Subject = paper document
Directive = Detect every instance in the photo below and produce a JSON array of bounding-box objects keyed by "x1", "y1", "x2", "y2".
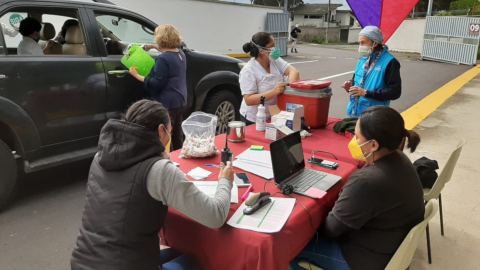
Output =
[
  {"x1": 187, "y1": 167, "x2": 212, "y2": 180},
  {"x1": 236, "y1": 149, "x2": 272, "y2": 166},
  {"x1": 233, "y1": 159, "x2": 274, "y2": 180},
  {"x1": 192, "y1": 181, "x2": 239, "y2": 203},
  {"x1": 227, "y1": 197, "x2": 295, "y2": 233}
]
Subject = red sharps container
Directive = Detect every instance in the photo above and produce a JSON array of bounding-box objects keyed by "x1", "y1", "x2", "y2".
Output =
[{"x1": 277, "y1": 79, "x2": 332, "y2": 128}]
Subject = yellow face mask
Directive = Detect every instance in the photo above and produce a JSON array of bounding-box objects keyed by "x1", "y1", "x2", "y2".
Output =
[
  {"x1": 162, "y1": 126, "x2": 171, "y2": 153},
  {"x1": 348, "y1": 135, "x2": 372, "y2": 161}
]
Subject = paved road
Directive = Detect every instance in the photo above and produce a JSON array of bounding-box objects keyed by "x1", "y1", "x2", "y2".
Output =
[
  {"x1": 253, "y1": 44, "x2": 470, "y2": 118},
  {"x1": 0, "y1": 44, "x2": 472, "y2": 270}
]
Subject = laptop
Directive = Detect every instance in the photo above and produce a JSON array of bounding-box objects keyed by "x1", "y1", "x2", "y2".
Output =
[{"x1": 270, "y1": 131, "x2": 342, "y2": 198}]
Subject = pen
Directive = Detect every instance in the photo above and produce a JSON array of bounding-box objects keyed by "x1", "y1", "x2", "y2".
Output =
[
  {"x1": 241, "y1": 185, "x2": 254, "y2": 201},
  {"x1": 205, "y1": 164, "x2": 225, "y2": 168}
]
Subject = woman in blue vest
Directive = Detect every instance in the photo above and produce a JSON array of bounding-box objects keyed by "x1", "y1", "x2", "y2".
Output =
[{"x1": 343, "y1": 26, "x2": 402, "y2": 117}]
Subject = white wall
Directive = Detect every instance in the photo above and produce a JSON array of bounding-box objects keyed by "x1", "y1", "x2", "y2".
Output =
[
  {"x1": 336, "y1": 11, "x2": 353, "y2": 26},
  {"x1": 294, "y1": 14, "x2": 322, "y2": 27},
  {"x1": 348, "y1": 27, "x2": 361, "y2": 43},
  {"x1": 109, "y1": 0, "x2": 283, "y2": 54},
  {"x1": 386, "y1": 18, "x2": 426, "y2": 53}
]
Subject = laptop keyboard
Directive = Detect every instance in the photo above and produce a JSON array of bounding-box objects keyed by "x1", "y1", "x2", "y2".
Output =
[{"x1": 288, "y1": 169, "x2": 328, "y2": 193}]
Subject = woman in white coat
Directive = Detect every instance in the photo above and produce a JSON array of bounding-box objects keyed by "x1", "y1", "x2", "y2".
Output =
[{"x1": 239, "y1": 32, "x2": 300, "y2": 125}]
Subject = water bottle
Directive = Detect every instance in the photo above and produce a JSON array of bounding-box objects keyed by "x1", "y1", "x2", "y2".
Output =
[{"x1": 256, "y1": 96, "x2": 266, "y2": 132}]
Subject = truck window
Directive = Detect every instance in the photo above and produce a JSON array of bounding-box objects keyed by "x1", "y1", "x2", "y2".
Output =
[
  {"x1": 94, "y1": 13, "x2": 159, "y2": 57},
  {"x1": 0, "y1": 9, "x2": 89, "y2": 56}
]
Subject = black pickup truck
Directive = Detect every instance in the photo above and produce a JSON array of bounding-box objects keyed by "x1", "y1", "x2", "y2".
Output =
[{"x1": 0, "y1": 0, "x2": 244, "y2": 209}]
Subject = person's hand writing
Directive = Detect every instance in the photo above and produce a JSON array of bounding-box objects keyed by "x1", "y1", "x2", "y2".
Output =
[
  {"x1": 342, "y1": 81, "x2": 352, "y2": 92},
  {"x1": 349, "y1": 87, "x2": 367, "y2": 97},
  {"x1": 273, "y1": 83, "x2": 287, "y2": 96},
  {"x1": 219, "y1": 162, "x2": 234, "y2": 182}
]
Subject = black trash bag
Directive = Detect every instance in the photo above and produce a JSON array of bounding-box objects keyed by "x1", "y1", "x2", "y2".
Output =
[{"x1": 413, "y1": 157, "x2": 439, "y2": 189}]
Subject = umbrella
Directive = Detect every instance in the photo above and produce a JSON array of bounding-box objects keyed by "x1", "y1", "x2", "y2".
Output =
[{"x1": 346, "y1": 0, "x2": 420, "y2": 43}]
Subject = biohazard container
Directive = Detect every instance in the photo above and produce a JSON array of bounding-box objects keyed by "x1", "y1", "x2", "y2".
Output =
[{"x1": 277, "y1": 80, "x2": 332, "y2": 128}]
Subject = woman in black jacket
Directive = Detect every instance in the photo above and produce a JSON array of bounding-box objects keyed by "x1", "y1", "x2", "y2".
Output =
[
  {"x1": 130, "y1": 24, "x2": 187, "y2": 151},
  {"x1": 290, "y1": 106, "x2": 424, "y2": 270}
]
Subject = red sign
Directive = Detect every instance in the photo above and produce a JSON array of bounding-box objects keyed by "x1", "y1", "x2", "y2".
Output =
[{"x1": 469, "y1": 23, "x2": 480, "y2": 36}]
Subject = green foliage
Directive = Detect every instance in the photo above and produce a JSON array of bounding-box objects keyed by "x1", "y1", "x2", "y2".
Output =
[
  {"x1": 435, "y1": 11, "x2": 454, "y2": 16},
  {"x1": 450, "y1": 0, "x2": 477, "y2": 10},
  {"x1": 311, "y1": 38, "x2": 324, "y2": 44}
]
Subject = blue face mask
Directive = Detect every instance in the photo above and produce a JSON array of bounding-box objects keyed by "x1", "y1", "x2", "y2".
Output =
[{"x1": 35, "y1": 32, "x2": 41, "y2": 43}]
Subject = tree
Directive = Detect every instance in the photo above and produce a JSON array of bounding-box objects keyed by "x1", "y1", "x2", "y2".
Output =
[{"x1": 253, "y1": 0, "x2": 303, "y2": 8}]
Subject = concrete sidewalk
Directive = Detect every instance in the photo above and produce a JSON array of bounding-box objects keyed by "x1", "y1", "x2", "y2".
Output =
[{"x1": 407, "y1": 73, "x2": 480, "y2": 269}]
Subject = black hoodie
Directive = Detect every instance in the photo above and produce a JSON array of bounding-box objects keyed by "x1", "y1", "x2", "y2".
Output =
[{"x1": 71, "y1": 119, "x2": 168, "y2": 270}]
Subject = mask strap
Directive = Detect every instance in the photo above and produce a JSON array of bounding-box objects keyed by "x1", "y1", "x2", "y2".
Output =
[
  {"x1": 163, "y1": 126, "x2": 171, "y2": 142},
  {"x1": 357, "y1": 139, "x2": 372, "y2": 148}
]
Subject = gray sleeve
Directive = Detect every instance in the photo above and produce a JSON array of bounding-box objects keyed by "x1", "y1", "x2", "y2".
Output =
[{"x1": 146, "y1": 160, "x2": 233, "y2": 228}]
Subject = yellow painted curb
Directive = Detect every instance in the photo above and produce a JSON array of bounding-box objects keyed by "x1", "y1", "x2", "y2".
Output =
[
  {"x1": 226, "y1": 53, "x2": 250, "y2": 58},
  {"x1": 402, "y1": 64, "x2": 480, "y2": 130}
]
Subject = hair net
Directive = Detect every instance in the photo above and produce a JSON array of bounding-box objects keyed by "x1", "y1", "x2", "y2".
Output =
[{"x1": 359, "y1": 26, "x2": 384, "y2": 44}]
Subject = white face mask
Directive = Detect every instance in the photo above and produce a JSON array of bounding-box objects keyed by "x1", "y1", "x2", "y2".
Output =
[{"x1": 358, "y1": 42, "x2": 377, "y2": 57}]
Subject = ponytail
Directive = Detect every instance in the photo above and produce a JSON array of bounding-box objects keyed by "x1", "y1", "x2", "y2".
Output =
[
  {"x1": 242, "y1": 32, "x2": 272, "y2": 58},
  {"x1": 405, "y1": 129, "x2": 421, "y2": 153}
]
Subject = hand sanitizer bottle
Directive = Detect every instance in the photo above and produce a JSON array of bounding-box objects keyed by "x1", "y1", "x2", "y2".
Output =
[{"x1": 256, "y1": 96, "x2": 266, "y2": 132}]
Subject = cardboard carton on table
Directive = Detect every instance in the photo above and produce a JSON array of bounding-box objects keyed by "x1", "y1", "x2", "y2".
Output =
[{"x1": 265, "y1": 105, "x2": 304, "y2": 141}]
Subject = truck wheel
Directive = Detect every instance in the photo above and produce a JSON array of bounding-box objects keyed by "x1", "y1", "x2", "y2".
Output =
[
  {"x1": 203, "y1": 90, "x2": 240, "y2": 135},
  {"x1": 0, "y1": 139, "x2": 17, "y2": 211}
]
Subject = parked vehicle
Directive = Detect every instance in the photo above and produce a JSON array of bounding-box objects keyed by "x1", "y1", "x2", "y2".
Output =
[{"x1": 0, "y1": 0, "x2": 244, "y2": 209}]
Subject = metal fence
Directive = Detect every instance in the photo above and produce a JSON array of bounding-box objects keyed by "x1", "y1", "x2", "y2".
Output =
[
  {"x1": 421, "y1": 16, "x2": 480, "y2": 65},
  {"x1": 266, "y1": 13, "x2": 289, "y2": 56}
]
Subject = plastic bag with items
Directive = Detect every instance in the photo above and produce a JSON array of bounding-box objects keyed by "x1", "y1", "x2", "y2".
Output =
[{"x1": 180, "y1": 112, "x2": 220, "y2": 159}]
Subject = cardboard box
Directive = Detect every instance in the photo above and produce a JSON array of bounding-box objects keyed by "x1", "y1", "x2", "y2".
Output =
[
  {"x1": 265, "y1": 120, "x2": 294, "y2": 141},
  {"x1": 268, "y1": 105, "x2": 304, "y2": 132}
]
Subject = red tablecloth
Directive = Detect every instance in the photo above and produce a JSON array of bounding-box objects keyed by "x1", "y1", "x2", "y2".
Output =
[
  {"x1": 245, "y1": 117, "x2": 362, "y2": 168},
  {"x1": 161, "y1": 134, "x2": 357, "y2": 270}
]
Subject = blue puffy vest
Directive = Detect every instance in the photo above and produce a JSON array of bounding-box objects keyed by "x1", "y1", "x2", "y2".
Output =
[{"x1": 347, "y1": 46, "x2": 395, "y2": 117}]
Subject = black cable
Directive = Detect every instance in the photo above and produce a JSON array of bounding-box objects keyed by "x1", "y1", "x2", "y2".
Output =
[
  {"x1": 286, "y1": 194, "x2": 319, "y2": 270},
  {"x1": 312, "y1": 150, "x2": 338, "y2": 161}
]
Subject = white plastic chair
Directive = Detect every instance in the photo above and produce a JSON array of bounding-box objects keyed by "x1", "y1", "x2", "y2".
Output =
[
  {"x1": 297, "y1": 200, "x2": 439, "y2": 270},
  {"x1": 385, "y1": 200, "x2": 439, "y2": 270},
  {"x1": 423, "y1": 139, "x2": 466, "y2": 264}
]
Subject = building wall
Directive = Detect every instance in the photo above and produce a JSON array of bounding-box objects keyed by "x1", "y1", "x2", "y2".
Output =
[
  {"x1": 294, "y1": 14, "x2": 323, "y2": 27},
  {"x1": 386, "y1": 18, "x2": 426, "y2": 53},
  {"x1": 348, "y1": 27, "x2": 361, "y2": 43},
  {"x1": 109, "y1": 0, "x2": 282, "y2": 55},
  {"x1": 294, "y1": 26, "x2": 341, "y2": 43},
  {"x1": 336, "y1": 11, "x2": 352, "y2": 26}
]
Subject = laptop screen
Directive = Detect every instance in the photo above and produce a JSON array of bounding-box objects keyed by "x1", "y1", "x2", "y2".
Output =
[{"x1": 270, "y1": 131, "x2": 305, "y2": 185}]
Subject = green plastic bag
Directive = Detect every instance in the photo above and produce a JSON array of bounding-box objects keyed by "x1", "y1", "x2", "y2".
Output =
[{"x1": 121, "y1": 43, "x2": 155, "y2": 77}]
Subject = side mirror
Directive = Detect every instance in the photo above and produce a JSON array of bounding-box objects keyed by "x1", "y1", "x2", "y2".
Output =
[{"x1": 181, "y1": 41, "x2": 193, "y2": 51}]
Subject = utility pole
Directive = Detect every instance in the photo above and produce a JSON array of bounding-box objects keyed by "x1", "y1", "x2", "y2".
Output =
[
  {"x1": 427, "y1": 0, "x2": 433, "y2": 16},
  {"x1": 284, "y1": 0, "x2": 288, "y2": 13},
  {"x1": 326, "y1": 0, "x2": 330, "y2": 44}
]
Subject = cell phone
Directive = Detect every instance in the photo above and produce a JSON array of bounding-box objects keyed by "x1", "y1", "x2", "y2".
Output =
[
  {"x1": 307, "y1": 157, "x2": 339, "y2": 170},
  {"x1": 234, "y1": 173, "x2": 251, "y2": 187}
]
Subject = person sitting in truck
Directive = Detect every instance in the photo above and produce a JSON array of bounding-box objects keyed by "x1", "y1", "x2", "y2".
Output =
[
  {"x1": 239, "y1": 31, "x2": 300, "y2": 126},
  {"x1": 18, "y1": 17, "x2": 53, "y2": 56}
]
